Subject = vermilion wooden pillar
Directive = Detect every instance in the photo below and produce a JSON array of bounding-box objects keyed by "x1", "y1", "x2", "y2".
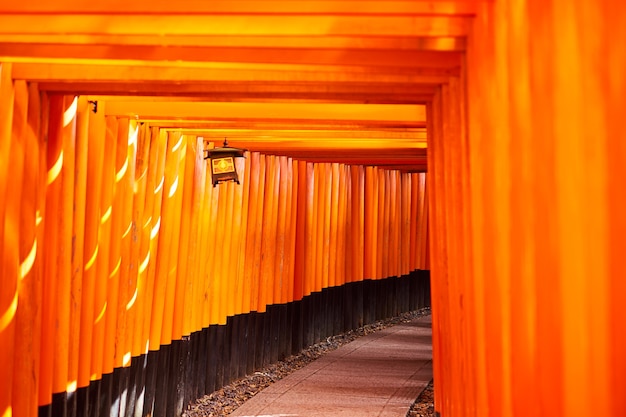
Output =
[
  {"x1": 429, "y1": 1, "x2": 626, "y2": 416},
  {"x1": 1, "y1": 69, "x2": 21, "y2": 417},
  {"x1": 13, "y1": 82, "x2": 43, "y2": 417}
]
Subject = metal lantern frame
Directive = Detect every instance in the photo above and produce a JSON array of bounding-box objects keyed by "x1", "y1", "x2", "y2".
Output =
[{"x1": 204, "y1": 139, "x2": 246, "y2": 187}]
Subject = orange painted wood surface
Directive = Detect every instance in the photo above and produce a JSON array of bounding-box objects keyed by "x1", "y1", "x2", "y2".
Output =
[
  {"x1": 183, "y1": 136, "x2": 207, "y2": 334},
  {"x1": 172, "y1": 134, "x2": 195, "y2": 340},
  {"x1": 274, "y1": 156, "x2": 289, "y2": 304},
  {"x1": 90, "y1": 112, "x2": 116, "y2": 380},
  {"x1": 158, "y1": 132, "x2": 186, "y2": 340},
  {"x1": 67, "y1": 97, "x2": 89, "y2": 393},
  {"x1": 293, "y1": 160, "x2": 307, "y2": 301},
  {"x1": 198, "y1": 145, "x2": 215, "y2": 327},
  {"x1": 219, "y1": 180, "x2": 235, "y2": 319},
  {"x1": 312, "y1": 163, "x2": 323, "y2": 293},
  {"x1": 112, "y1": 117, "x2": 137, "y2": 370},
  {"x1": 4, "y1": 2, "x2": 626, "y2": 417},
  {"x1": 233, "y1": 151, "x2": 249, "y2": 315},
  {"x1": 40, "y1": 95, "x2": 64, "y2": 402},
  {"x1": 0, "y1": 89, "x2": 430, "y2": 414},
  {"x1": 52, "y1": 95, "x2": 76, "y2": 393},
  {"x1": 336, "y1": 165, "x2": 347, "y2": 287},
  {"x1": 363, "y1": 167, "x2": 374, "y2": 280},
  {"x1": 78, "y1": 100, "x2": 105, "y2": 386},
  {"x1": 205, "y1": 150, "x2": 221, "y2": 325},
  {"x1": 350, "y1": 166, "x2": 364, "y2": 283},
  {"x1": 12, "y1": 81, "x2": 43, "y2": 417},
  {"x1": 128, "y1": 123, "x2": 151, "y2": 355},
  {"x1": 102, "y1": 116, "x2": 123, "y2": 372},
  {"x1": 243, "y1": 152, "x2": 261, "y2": 314},
  {"x1": 144, "y1": 128, "x2": 167, "y2": 350},
  {"x1": 3, "y1": 78, "x2": 26, "y2": 417},
  {"x1": 376, "y1": 169, "x2": 386, "y2": 280},
  {"x1": 419, "y1": 2, "x2": 626, "y2": 417},
  {"x1": 121, "y1": 121, "x2": 143, "y2": 361},
  {"x1": 303, "y1": 162, "x2": 315, "y2": 297},
  {"x1": 287, "y1": 159, "x2": 298, "y2": 302},
  {"x1": 259, "y1": 155, "x2": 278, "y2": 311}
]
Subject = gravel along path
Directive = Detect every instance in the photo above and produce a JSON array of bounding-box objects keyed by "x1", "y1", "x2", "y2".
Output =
[
  {"x1": 184, "y1": 308, "x2": 433, "y2": 417},
  {"x1": 407, "y1": 380, "x2": 435, "y2": 417}
]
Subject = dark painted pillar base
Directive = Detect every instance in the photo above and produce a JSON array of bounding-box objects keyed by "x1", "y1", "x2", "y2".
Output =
[
  {"x1": 51, "y1": 392, "x2": 66, "y2": 417},
  {"x1": 205, "y1": 325, "x2": 217, "y2": 395},
  {"x1": 246, "y1": 312, "x2": 258, "y2": 374},
  {"x1": 38, "y1": 403, "x2": 51, "y2": 417},
  {"x1": 75, "y1": 387, "x2": 88, "y2": 417},
  {"x1": 38, "y1": 270, "x2": 431, "y2": 417}
]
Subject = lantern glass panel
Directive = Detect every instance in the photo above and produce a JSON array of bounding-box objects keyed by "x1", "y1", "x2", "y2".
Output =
[{"x1": 212, "y1": 156, "x2": 235, "y2": 175}]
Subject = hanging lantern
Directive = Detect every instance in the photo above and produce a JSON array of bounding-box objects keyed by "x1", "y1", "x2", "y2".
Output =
[{"x1": 204, "y1": 139, "x2": 246, "y2": 187}]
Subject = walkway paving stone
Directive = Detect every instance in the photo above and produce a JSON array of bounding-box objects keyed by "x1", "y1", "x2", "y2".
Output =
[{"x1": 231, "y1": 315, "x2": 432, "y2": 417}]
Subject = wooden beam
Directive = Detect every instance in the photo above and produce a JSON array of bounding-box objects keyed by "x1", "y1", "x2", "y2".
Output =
[
  {"x1": 194, "y1": 127, "x2": 428, "y2": 171},
  {"x1": 36, "y1": 82, "x2": 437, "y2": 104},
  {"x1": 250, "y1": 152, "x2": 426, "y2": 169},
  {"x1": 193, "y1": 138, "x2": 425, "y2": 150},
  {"x1": 52, "y1": 84, "x2": 439, "y2": 97},
  {"x1": 2, "y1": 87, "x2": 442, "y2": 106},
  {"x1": 102, "y1": 101, "x2": 427, "y2": 123},
  {"x1": 378, "y1": 164, "x2": 428, "y2": 173},
  {"x1": 0, "y1": 1, "x2": 478, "y2": 16},
  {"x1": 0, "y1": 35, "x2": 467, "y2": 51},
  {"x1": 0, "y1": 44, "x2": 463, "y2": 69},
  {"x1": 139, "y1": 119, "x2": 428, "y2": 130},
  {"x1": 244, "y1": 150, "x2": 427, "y2": 160},
  {"x1": 196, "y1": 141, "x2": 427, "y2": 153},
  {"x1": 156, "y1": 127, "x2": 426, "y2": 141},
  {"x1": 11, "y1": 62, "x2": 455, "y2": 84},
  {"x1": 0, "y1": 15, "x2": 471, "y2": 38},
  {"x1": 210, "y1": 143, "x2": 425, "y2": 156}
]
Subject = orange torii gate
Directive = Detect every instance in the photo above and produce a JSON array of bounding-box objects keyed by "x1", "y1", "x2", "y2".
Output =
[{"x1": 1, "y1": 1, "x2": 625, "y2": 416}]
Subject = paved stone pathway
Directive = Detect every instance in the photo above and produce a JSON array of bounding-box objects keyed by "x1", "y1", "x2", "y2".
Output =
[{"x1": 230, "y1": 315, "x2": 432, "y2": 417}]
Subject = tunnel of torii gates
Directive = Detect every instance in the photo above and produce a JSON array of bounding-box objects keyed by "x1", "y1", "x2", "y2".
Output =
[{"x1": 0, "y1": 1, "x2": 625, "y2": 417}]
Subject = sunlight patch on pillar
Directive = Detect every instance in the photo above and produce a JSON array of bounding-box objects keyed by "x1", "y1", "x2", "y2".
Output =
[
  {"x1": 84, "y1": 244, "x2": 99, "y2": 272},
  {"x1": 63, "y1": 97, "x2": 77, "y2": 127},
  {"x1": 47, "y1": 150, "x2": 63, "y2": 185},
  {"x1": 0, "y1": 292, "x2": 18, "y2": 332},
  {"x1": 151, "y1": 217, "x2": 161, "y2": 240},
  {"x1": 19, "y1": 238, "x2": 37, "y2": 279}
]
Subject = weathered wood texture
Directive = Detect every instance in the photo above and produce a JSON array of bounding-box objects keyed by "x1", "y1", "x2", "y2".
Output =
[
  {"x1": 427, "y1": 1, "x2": 626, "y2": 416},
  {"x1": 0, "y1": 85, "x2": 429, "y2": 417}
]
